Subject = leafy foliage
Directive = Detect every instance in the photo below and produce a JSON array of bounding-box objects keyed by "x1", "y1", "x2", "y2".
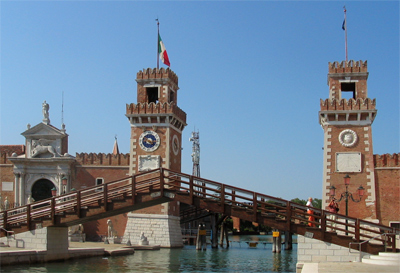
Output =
[{"x1": 291, "y1": 197, "x2": 322, "y2": 209}]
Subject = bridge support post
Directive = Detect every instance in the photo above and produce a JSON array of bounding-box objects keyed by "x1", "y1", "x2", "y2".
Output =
[
  {"x1": 272, "y1": 229, "x2": 282, "y2": 253},
  {"x1": 45, "y1": 227, "x2": 69, "y2": 261},
  {"x1": 284, "y1": 231, "x2": 293, "y2": 250},
  {"x1": 219, "y1": 222, "x2": 224, "y2": 247},
  {"x1": 219, "y1": 222, "x2": 230, "y2": 248},
  {"x1": 211, "y1": 213, "x2": 218, "y2": 248}
]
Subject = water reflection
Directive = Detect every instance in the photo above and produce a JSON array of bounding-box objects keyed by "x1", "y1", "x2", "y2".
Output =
[{"x1": 1, "y1": 235, "x2": 297, "y2": 273}]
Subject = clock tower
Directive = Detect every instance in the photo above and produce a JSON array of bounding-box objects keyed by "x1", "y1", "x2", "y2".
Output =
[
  {"x1": 124, "y1": 68, "x2": 187, "y2": 247},
  {"x1": 319, "y1": 60, "x2": 378, "y2": 221}
]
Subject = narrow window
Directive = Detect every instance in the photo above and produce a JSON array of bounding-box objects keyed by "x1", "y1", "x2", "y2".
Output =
[
  {"x1": 169, "y1": 91, "x2": 175, "y2": 103},
  {"x1": 147, "y1": 87, "x2": 159, "y2": 103},
  {"x1": 95, "y1": 178, "x2": 104, "y2": 192},
  {"x1": 341, "y1": 82, "x2": 356, "y2": 100}
]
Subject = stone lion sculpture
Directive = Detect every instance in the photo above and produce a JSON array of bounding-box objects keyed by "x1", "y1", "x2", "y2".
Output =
[{"x1": 31, "y1": 139, "x2": 58, "y2": 158}]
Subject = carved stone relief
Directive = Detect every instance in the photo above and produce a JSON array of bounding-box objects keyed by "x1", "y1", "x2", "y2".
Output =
[
  {"x1": 138, "y1": 155, "x2": 161, "y2": 172},
  {"x1": 338, "y1": 129, "x2": 358, "y2": 147},
  {"x1": 31, "y1": 139, "x2": 59, "y2": 158}
]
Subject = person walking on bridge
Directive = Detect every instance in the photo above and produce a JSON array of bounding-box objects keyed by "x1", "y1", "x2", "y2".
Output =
[
  {"x1": 306, "y1": 197, "x2": 315, "y2": 227},
  {"x1": 327, "y1": 198, "x2": 339, "y2": 231}
]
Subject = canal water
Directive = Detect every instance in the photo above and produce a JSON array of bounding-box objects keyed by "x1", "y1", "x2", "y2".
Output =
[{"x1": 1, "y1": 235, "x2": 297, "y2": 272}]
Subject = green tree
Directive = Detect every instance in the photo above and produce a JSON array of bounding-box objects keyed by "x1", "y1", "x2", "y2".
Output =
[
  {"x1": 291, "y1": 197, "x2": 321, "y2": 209},
  {"x1": 290, "y1": 198, "x2": 306, "y2": 206},
  {"x1": 313, "y1": 198, "x2": 322, "y2": 209}
]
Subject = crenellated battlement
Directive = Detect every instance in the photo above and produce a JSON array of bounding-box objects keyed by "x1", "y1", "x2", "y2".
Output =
[
  {"x1": 0, "y1": 152, "x2": 13, "y2": 164},
  {"x1": 374, "y1": 153, "x2": 400, "y2": 168},
  {"x1": 75, "y1": 152, "x2": 130, "y2": 166},
  {"x1": 0, "y1": 145, "x2": 26, "y2": 164},
  {"x1": 320, "y1": 97, "x2": 376, "y2": 111},
  {"x1": 126, "y1": 101, "x2": 187, "y2": 123},
  {"x1": 329, "y1": 60, "x2": 368, "y2": 74},
  {"x1": 137, "y1": 68, "x2": 178, "y2": 86}
]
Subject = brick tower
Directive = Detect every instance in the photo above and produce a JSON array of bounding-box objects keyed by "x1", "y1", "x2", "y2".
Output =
[
  {"x1": 319, "y1": 60, "x2": 378, "y2": 221},
  {"x1": 124, "y1": 68, "x2": 187, "y2": 247}
]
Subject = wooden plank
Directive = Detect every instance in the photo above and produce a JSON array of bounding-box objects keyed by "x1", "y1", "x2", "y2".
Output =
[
  {"x1": 26, "y1": 205, "x2": 31, "y2": 230},
  {"x1": 103, "y1": 184, "x2": 108, "y2": 212},
  {"x1": 51, "y1": 198, "x2": 56, "y2": 225},
  {"x1": 76, "y1": 191, "x2": 81, "y2": 218},
  {"x1": 189, "y1": 176, "x2": 194, "y2": 205}
]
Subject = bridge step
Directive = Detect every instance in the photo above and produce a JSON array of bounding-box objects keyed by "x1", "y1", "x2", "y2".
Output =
[{"x1": 362, "y1": 252, "x2": 400, "y2": 266}]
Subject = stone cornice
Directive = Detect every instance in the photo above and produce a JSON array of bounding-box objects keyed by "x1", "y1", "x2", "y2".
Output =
[
  {"x1": 8, "y1": 156, "x2": 76, "y2": 165},
  {"x1": 75, "y1": 165, "x2": 129, "y2": 169}
]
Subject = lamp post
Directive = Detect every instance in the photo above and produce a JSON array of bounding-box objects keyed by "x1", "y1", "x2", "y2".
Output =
[
  {"x1": 329, "y1": 175, "x2": 365, "y2": 233},
  {"x1": 51, "y1": 187, "x2": 57, "y2": 197},
  {"x1": 61, "y1": 176, "x2": 68, "y2": 194}
]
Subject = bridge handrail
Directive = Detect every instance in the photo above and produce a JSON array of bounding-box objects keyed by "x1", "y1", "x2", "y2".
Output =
[
  {"x1": 349, "y1": 232, "x2": 398, "y2": 261},
  {"x1": 0, "y1": 227, "x2": 15, "y2": 246},
  {"x1": 0, "y1": 167, "x2": 397, "y2": 253},
  {"x1": 165, "y1": 169, "x2": 290, "y2": 210},
  {"x1": 163, "y1": 168, "x2": 397, "y2": 247}
]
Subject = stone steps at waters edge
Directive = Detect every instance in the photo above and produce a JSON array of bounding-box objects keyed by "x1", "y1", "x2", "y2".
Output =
[{"x1": 362, "y1": 252, "x2": 400, "y2": 266}]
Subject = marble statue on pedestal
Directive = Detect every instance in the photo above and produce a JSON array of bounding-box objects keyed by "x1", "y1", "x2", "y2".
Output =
[{"x1": 139, "y1": 232, "x2": 149, "y2": 245}]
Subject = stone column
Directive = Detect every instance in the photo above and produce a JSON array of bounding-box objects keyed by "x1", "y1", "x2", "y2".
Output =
[
  {"x1": 57, "y1": 174, "x2": 62, "y2": 196},
  {"x1": 14, "y1": 172, "x2": 20, "y2": 206},
  {"x1": 20, "y1": 172, "x2": 25, "y2": 206}
]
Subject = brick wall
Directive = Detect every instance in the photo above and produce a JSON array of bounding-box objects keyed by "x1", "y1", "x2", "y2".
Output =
[
  {"x1": 323, "y1": 124, "x2": 377, "y2": 220},
  {"x1": 83, "y1": 214, "x2": 128, "y2": 241},
  {"x1": 374, "y1": 153, "x2": 400, "y2": 226}
]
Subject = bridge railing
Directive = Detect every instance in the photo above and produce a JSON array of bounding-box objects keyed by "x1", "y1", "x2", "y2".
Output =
[
  {"x1": 161, "y1": 168, "x2": 397, "y2": 251},
  {"x1": 0, "y1": 167, "x2": 397, "y2": 252}
]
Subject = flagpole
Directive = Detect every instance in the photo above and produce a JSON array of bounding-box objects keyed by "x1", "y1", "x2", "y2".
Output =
[
  {"x1": 156, "y1": 19, "x2": 160, "y2": 69},
  {"x1": 344, "y1": 6, "x2": 348, "y2": 62}
]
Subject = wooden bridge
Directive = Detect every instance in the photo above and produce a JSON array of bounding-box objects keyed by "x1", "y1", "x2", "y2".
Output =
[{"x1": 0, "y1": 168, "x2": 397, "y2": 254}]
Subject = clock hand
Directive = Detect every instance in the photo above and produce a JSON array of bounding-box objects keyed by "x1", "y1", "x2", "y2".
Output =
[{"x1": 144, "y1": 137, "x2": 155, "y2": 144}]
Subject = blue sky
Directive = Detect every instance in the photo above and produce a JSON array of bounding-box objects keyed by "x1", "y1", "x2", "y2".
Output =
[{"x1": 1, "y1": 1, "x2": 398, "y2": 200}]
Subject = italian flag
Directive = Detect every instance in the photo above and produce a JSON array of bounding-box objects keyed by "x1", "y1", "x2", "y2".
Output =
[{"x1": 158, "y1": 34, "x2": 170, "y2": 67}]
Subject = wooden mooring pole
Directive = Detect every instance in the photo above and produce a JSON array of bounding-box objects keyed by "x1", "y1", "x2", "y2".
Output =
[
  {"x1": 196, "y1": 223, "x2": 207, "y2": 250},
  {"x1": 272, "y1": 229, "x2": 281, "y2": 253},
  {"x1": 211, "y1": 213, "x2": 218, "y2": 248},
  {"x1": 284, "y1": 231, "x2": 293, "y2": 250}
]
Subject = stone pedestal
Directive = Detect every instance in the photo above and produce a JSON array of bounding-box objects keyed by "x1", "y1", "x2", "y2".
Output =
[
  {"x1": 123, "y1": 213, "x2": 183, "y2": 248},
  {"x1": 46, "y1": 227, "x2": 69, "y2": 261},
  {"x1": 69, "y1": 233, "x2": 85, "y2": 242}
]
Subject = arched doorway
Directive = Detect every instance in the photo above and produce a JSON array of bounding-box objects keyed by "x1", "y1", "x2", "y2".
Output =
[{"x1": 31, "y1": 179, "x2": 54, "y2": 201}]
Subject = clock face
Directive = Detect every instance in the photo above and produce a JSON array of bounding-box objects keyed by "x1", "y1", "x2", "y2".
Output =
[
  {"x1": 172, "y1": 135, "x2": 179, "y2": 155},
  {"x1": 139, "y1": 131, "x2": 160, "y2": 152}
]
